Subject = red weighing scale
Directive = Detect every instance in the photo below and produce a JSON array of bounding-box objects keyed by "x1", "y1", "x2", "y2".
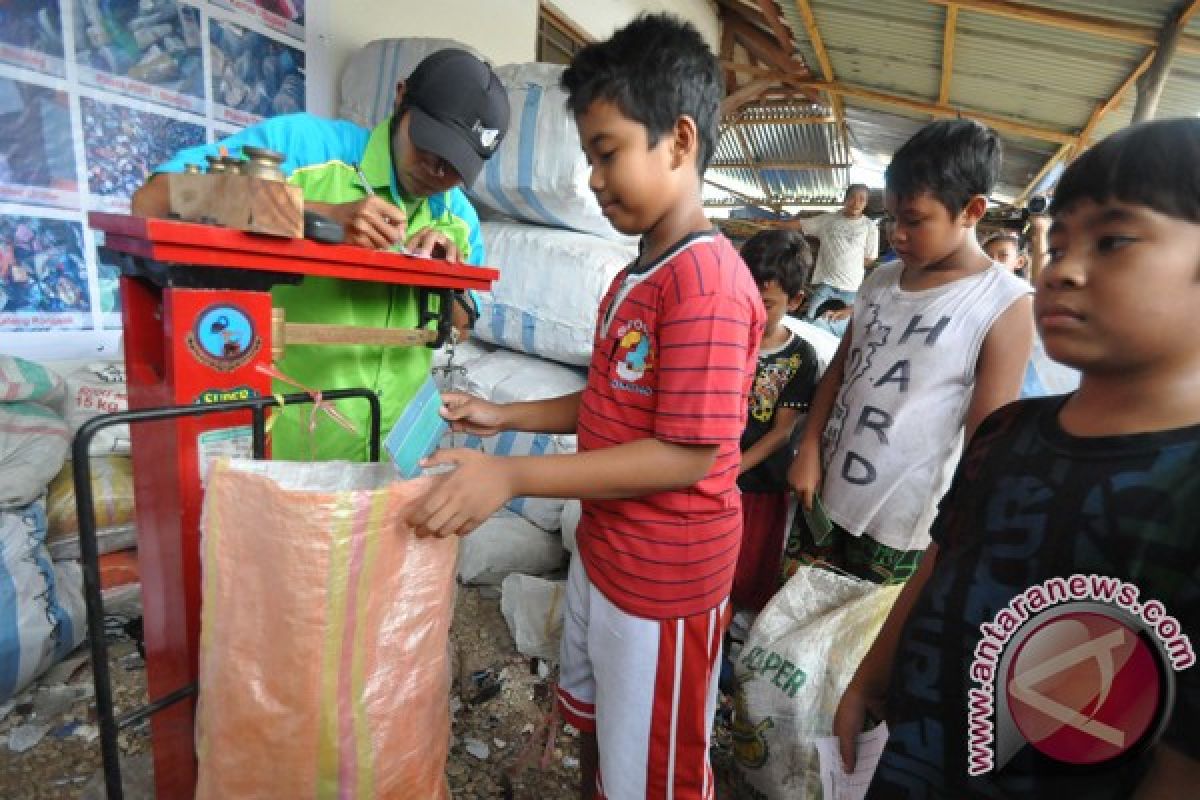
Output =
[{"x1": 84, "y1": 212, "x2": 497, "y2": 799}]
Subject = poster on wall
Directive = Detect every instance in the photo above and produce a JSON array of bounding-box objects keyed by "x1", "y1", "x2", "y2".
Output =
[
  {"x1": 210, "y1": 17, "x2": 304, "y2": 126},
  {"x1": 0, "y1": 0, "x2": 67, "y2": 78},
  {"x1": 0, "y1": 77, "x2": 79, "y2": 208},
  {"x1": 211, "y1": 0, "x2": 304, "y2": 42},
  {"x1": 0, "y1": 0, "x2": 308, "y2": 360},
  {"x1": 0, "y1": 215, "x2": 90, "y2": 331}
]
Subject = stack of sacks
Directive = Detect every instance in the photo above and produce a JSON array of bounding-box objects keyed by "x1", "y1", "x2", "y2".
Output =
[{"x1": 0, "y1": 356, "x2": 86, "y2": 701}]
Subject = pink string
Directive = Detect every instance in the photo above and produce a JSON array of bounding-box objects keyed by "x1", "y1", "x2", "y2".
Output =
[{"x1": 255, "y1": 363, "x2": 360, "y2": 441}]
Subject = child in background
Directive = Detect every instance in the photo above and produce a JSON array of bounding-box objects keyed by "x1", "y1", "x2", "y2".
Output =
[
  {"x1": 732, "y1": 230, "x2": 819, "y2": 612},
  {"x1": 982, "y1": 229, "x2": 1029, "y2": 277},
  {"x1": 786, "y1": 119, "x2": 1034, "y2": 585},
  {"x1": 406, "y1": 15, "x2": 765, "y2": 799},
  {"x1": 835, "y1": 116, "x2": 1200, "y2": 799}
]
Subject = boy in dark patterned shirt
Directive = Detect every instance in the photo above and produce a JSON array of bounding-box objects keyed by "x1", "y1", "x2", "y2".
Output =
[{"x1": 835, "y1": 118, "x2": 1200, "y2": 798}]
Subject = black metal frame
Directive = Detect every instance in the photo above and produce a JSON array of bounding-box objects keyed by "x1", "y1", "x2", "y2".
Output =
[{"x1": 73, "y1": 389, "x2": 381, "y2": 799}]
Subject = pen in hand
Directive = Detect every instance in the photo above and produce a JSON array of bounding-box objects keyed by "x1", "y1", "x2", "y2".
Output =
[{"x1": 354, "y1": 162, "x2": 408, "y2": 253}]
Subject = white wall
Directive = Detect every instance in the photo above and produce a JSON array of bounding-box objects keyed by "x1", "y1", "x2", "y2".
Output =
[{"x1": 312, "y1": 0, "x2": 718, "y2": 113}]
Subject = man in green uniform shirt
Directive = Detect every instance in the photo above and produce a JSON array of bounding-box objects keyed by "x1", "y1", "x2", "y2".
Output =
[{"x1": 132, "y1": 49, "x2": 509, "y2": 460}]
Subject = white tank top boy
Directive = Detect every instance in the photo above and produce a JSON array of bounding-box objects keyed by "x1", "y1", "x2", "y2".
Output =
[{"x1": 820, "y1": 260, "x2": 1031, "y2": 551}]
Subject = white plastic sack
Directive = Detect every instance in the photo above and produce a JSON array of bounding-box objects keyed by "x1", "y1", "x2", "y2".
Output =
[
  {"x1": 500, "y1": 573, "x2": 565, "y2": 662},
  {"x1": 476, "y1": 220, "x2": 636, "y2": 365},
  {"x1": 64, "y1": 362, "x2": 129, "y2": 455},
  {"x1": 457, "y1": 510, "x2": 565, "y2": 586},
  {"x1": 463, "y1": 347, "x2": 587, "y2": 404},
  {"x1": 781, "y1": 316, "x2": 840, "y2": 372},
  {"x1": 452, "y1": 347, "x2": 585, "y2": 529},
  {"x1": 1, "y1": 501, "x2": 87, "y2": 702},
  {"x1": 0, "y1": 354, "x2": 63, "y2": 405},
  {"x1": 730, "y1": 567, "x2": 901, "y2": 799},
  {"x1": 456, "y1": 430, "x2": 575, "y2": 531},
  {"x1": 0, "y1": 402, "x2": 69, "y2": 509},
  {"x1": 468, "y1": 63, "x2": 634, "y2": 243},
  {"x1": 338, "y1": 37, "x2": 486, "y2": 127},
  {"x1": 559, "y1": 499, "x2": 581, "y2": 555}
]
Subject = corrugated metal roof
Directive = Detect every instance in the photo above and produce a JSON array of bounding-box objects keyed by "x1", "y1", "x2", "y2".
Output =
[{"x1": 712, "y1": 0, "x2": 1200, "y2": 214}]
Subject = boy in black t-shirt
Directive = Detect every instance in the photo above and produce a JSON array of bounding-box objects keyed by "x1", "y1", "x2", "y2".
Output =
[
  {"x1": 732, "y1": 230, "x2": 819, "y2": 612},
  {"x1": 834, "y1": 118, "x2": 1200, "y2": 798}
]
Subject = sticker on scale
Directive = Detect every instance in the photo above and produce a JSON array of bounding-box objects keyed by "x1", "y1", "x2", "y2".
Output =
[
  {"x1": 186, "y1": 305, "x2": 262, "y2": 372},
  {"x1": 197, "y1": 426, "x2": 254, "y2": 485}
]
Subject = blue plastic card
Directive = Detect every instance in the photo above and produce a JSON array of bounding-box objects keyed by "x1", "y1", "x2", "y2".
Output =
[{"x1": 384, "y1": 376, "x2": 448, "y2": 478}]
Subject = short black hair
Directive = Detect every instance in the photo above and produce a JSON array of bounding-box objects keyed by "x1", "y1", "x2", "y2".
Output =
[
  {"x1": 1051, "y1": 118, "x2": 1200, "y2": 223},
  {"x1": 982, "y1": 230, "x2": 1022, "y2": 250},
  {"x1": 845, "y1": 183, "x2": 870, "y2": 199},
  {"x1": 885, "y1": 119, "x2": 1001, "y2": 214},
  {"x1": 560, "y1": 14, "x2": 722, "y2": 173},
  {"x1": 740, "y1": 229, "x2": 812, "y2": 296}
]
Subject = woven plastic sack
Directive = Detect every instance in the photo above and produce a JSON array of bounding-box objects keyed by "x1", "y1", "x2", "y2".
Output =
[
  {"x1": 0, "y1": 354, "x2": 63, "y2": 405},
  {"x1": 338, "y1": 37, "x2": 485, "y2": 127},
  {"x1": 196, "y1": 459, "x2": 459, "y2": 800},
  {"x1": 0, "y1": 402, "x2": 69, "y2": 509},
  {"x1": 475, "y1": 220, "x2": 636, "y2": 366},
  {"x1": 45, "y1": 456, "x2": 137, "y2": 560},
  {"x1": 468, "y1": 62, "x2": 635, "y2": 243},
  {"x1": 730, "y1": 567, "x2": 901, "y2": 799}
]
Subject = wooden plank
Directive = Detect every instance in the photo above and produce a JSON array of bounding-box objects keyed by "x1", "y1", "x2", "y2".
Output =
[
  {"x1": 1014, "y1": 143, "x2": 1073, "y2": 206},
  {"x1": 792, "y1": 0, "x2": 849, "y2": 154},
  {"x1": 721, "y1": 78, "x2": 775, "y2": 116},
  {"x1": 756, "y1": 0, "x2": 795, "y2": 55},
  {"x1": 703, "y1": 176, "x2": 773, "y2": 210},
  {"x1": 165, "y1": 173, "x2": 303, "y2": 238},
  {"x1": 926, "y1": 0, "x2": 1200, "y2": 55},
  {"x1": 938, "y1": 4, "x2": 958, "y2": 105},
  {"x1": 788, "y1": 79, "x2": 1077, "y2": 145}
]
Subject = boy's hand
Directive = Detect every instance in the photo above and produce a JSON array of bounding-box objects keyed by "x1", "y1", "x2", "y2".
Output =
[
  {"x1": 832, "y1": 675, "x2": 887, "y2": 772},
  {"x1": 440, "y1": 391, "x2": 508, "y2": 436},
  {"x1": 788, "y1": 440, "x2": 823, "y2": 510},
  {"x1": 406, "y1": 449, "x2": 515, "y2": 538}
]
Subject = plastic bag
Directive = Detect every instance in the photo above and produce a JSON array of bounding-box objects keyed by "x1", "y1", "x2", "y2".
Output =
[
  {"x1": 731, "y1": 566, "x2": 901, "y2": 799},
  {"x1": 63, "y1": 362, "x2": 129, "y2": 455},
  {"x1": 500, "y1": 573, "x2": 565, "y2": 662},
  {"x1": 1, "y1": 500, "x2": 86, "y2": 702},
  {"x1": 196, "y1": 459, "x2": 459, "y2": 800},
  {"x1": 457, "y1": 509, "x2": 566, "y2": 586},
  {"x1": 44, "y1": 457, "x2": 137, "y2": 560}
]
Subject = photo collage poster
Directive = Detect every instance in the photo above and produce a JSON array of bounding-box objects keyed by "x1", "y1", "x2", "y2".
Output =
[{"x1": 0, "y1": 0, "x2": 306, "y2": 360}]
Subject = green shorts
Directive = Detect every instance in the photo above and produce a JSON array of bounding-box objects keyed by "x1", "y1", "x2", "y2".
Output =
[{"x1": 781, "y1": 510, "x2": 925, "y2": 586}]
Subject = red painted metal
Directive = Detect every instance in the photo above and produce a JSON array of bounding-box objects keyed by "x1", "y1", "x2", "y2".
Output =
[{"x1": 105, "y1": 212, "x2": 496, "y2": 798}]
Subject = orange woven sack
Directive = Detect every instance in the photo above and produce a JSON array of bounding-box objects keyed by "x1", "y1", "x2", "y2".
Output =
[{"x1": 196, "y1": 459, "x2": 458, "y2": 799}]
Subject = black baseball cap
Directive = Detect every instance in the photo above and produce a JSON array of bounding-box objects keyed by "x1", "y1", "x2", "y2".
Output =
[{"x1": 404, "y1": 49, "x2": 510, "y2": 186}]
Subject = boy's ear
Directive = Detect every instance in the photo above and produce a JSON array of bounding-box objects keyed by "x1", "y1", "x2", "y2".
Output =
[
  {"x1": 960, "y1": 194, "x2": 988, "y2": 227},
  {"x1": 670, "y1": 115, "x2": 700, "y2": 169},
  {"x1": 393, "y1": 81, "x2": 407, "y2": 110},
  {"x1": 787, "y1": 293, "x2": 804, "y2": 313}
]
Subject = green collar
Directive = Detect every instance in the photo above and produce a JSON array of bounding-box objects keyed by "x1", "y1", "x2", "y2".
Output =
[{"x1": 361, "y1": 116, "x2": 401, "y2": 199}]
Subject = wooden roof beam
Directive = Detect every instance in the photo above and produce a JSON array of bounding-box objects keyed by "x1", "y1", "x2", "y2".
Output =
[
  {"x1": 789, "y1": 78, "x2": 1078, "y2": 145},
  {"x1": 793, "y1": 0, "x2": 850, "y2": 155},
  {"x1": 711, "y1": 160, "x2": 854, "y2": 169},
  {"x1": 1015, "y1": 143, "x2": 1073, "y2": 206},
  {"x1": 926, "y1": 0, "x2": 1200, "y2": 56},
  {"x1": 703, "y1": 176, "x2": 773, "y2": 211},
  {"x1": 756, "y1": 0, "x2": 796, "y2": 55},
  {"x1": 938, "y1": 4, "x2": 958, "y2": 105},
  {"x1": 721, "y1": 78, "x2": 775, "y2": 116},
  {"x1": 732, "y1": 127, "x2": 777, "y2": 201},
  {"x1": 1132, "y1": 0, "x2": 1200, "y2": 123}
]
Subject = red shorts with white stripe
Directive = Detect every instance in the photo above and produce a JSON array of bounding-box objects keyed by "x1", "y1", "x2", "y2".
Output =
[{"x1": 556, "y1": 553, "x2": 728, "y2": 800}]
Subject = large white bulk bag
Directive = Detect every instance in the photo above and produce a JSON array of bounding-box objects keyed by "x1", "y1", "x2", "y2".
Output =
[
  {"x1": 457, "y1": 510, "x2": 565, "y2": 586},
  {"x1": 1, "y1": 501, "x2": 86, "y2": 702},
  {"x1": 64, "y1": 362, "x2": 129, "y2": 455},
  {"x1": 338, "y1": 37, "x2": 486, "y2": 127},
  {"x1": 468, "y1": 63, "x2": 633, "y2": 243},
  {"x1": 0, "y1": 402, "x2": 69, "y2": 509},
  {"x1": 476, "y1": 220, "x2": 635, "y2": 366}
]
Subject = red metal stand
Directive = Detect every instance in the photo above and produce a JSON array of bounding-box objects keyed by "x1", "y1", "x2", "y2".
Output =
[{"x1": 87, "y1": 212, "x2": 497, "y2": 799}]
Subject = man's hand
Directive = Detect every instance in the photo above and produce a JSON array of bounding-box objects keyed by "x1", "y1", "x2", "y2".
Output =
[
  {"x1": 320, "y1": 197, "x2": 407, "y2": 250},
  {"x1": 440, "y1": 391, "x2": 509, "y2": 437},
  {"x1": 832, "y1": 674, "x2": 888, "y2": 772},
  {"x1": 406, "y1": 227, "x2": 461, "y2": 261},
  {"x1": 406, "y1": 449, "x2": 514, "y2": 538},
  {"x1": 788, "y1": 440, "x2": 823, "y2": 511}
]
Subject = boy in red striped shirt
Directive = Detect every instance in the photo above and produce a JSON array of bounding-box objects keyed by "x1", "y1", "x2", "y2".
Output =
[{"x1": 407, "y1": 14, "x2": 765, "y2": 799}]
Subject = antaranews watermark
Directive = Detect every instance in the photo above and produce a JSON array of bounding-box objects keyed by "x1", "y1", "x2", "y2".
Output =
[{"x1": 966, "y1": 574, "x2": 1194, "y2": 776}]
